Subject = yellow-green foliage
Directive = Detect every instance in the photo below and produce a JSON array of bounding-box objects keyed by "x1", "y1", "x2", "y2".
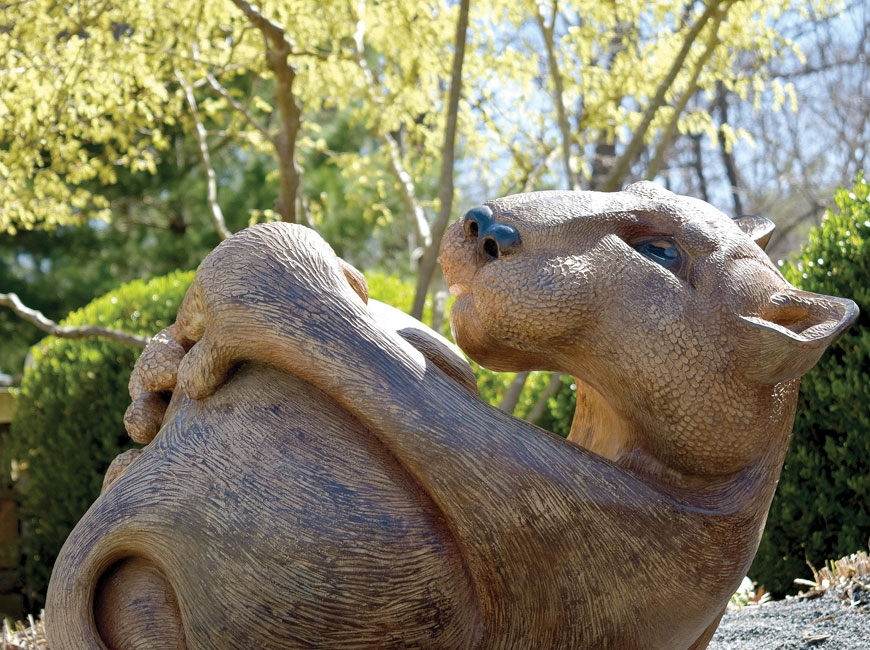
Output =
[
  {"x1": 750, "y1": 176, "x2": 870, "y2": 597},
  {"x1": 7, "y1": 271, "x2": 194, "y2": 605},
  {"x1": 366, "y1": 272, "x2": 447, "y2": 332},
  {"x1": 1, "y1": 0, "x2": 832, "y2": 232}
]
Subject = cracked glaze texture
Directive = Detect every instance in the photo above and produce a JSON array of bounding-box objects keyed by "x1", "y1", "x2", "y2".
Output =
[{"x1": 46, "y1": 182, "x2": 857, "y2": 650}]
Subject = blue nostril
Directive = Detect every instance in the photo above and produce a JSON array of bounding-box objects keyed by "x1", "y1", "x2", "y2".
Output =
[
  {"x1": 464, "y1": 206, "x2": 493, "y2": 239},
  {"x1": 477, "y1": 223, "x2": 522, "y2": 260},
  {"x1": 463, "y1": 205, "x2": 521, "y2": 261}
]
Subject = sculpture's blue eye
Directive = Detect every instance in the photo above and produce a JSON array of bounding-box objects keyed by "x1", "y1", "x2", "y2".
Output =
[{"x1": 636, "y1": 239, "x2": 682, "y2": 272}]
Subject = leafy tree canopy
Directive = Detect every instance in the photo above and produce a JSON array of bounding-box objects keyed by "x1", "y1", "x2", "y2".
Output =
[{"x1": 1, "y1": 0, "x2": 834, "y2": 236}]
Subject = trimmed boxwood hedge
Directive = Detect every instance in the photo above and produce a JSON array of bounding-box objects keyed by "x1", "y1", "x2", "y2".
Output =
[
  {"x1": 7, "y1": 270, "x2": 194, "y2": 605},
  {"x1": 750, "y1": 176, "x2": 870, "y2": 597}
]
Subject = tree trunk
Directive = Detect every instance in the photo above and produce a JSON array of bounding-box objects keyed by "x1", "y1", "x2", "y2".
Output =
[
  {"x1": 527, "y1": 373, "x2": 565, "y2": 424},
  {"x1": 715, "y1": 83, "x2": 744, "y2": 216},
  {"x1": 691, "y1": 134, "x2": 710, "y2": 202},
  {"x1": 231, "y1": 0, "x2": 303, "y2": 223},
  {"x1": 498, "y1": 372, "x2": 529, "y2": 414},
  {"x1": 411, "y1": 0, "x2": 470, "y2": 321},
  {"x1": 535, "y1": 0, "x2": 578, "y2": 191}
]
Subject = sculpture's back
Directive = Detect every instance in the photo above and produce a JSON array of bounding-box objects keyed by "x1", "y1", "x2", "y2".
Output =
[{"x1": 45, "y1": 183, "x2": 857, "y2": 650}]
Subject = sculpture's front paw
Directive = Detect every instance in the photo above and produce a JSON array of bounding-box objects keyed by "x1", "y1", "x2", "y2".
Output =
[
  {"x1": 123, "y1": 278, "x2": 207, "y2": 443},
  {"x1": 123, "y1": 322, "x2": 195, "y2": 444},
  {"x1": 124, "y1": 223, "x2": 373, "y2": 445}
]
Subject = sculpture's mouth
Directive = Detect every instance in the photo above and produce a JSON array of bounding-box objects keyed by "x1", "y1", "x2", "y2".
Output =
[
  {"x1": 448, "y1": 283, "x2": 471, "y2": 298},
  {"x1": 439, "y1": 219, "x2": 478, "y2": 297}
]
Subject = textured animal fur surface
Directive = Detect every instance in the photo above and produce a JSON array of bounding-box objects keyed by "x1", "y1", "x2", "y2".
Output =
[{"x1": 46, "y1": 183, "x2": 857, "y2": 650}]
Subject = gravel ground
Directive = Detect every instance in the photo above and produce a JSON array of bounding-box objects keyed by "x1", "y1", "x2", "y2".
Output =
[{"x1": 710, "y1": 575, "x2": 870, "y2": 650}]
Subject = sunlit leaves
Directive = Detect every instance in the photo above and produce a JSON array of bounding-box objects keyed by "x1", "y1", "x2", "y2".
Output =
[
  {"x1": 0, "y1": 0, "x2": 462, "y2": 239},
  {"x1": 0, "y1": 0, "x2": 279, "y2": 232},
  {"x1": 464, "y1": 0, "x2": 838, "y2": 193},
  {"x1": 0, "y1": 0, "x2": 841, "y2": 234}
]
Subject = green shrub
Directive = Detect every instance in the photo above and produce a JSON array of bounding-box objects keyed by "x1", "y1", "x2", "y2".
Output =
[
  {"x1": 750, "y1": 175, "x2": 870, "y2": 597},
  {"x1": 7, "y1": 270, "x2": 194, "y2": 606}
]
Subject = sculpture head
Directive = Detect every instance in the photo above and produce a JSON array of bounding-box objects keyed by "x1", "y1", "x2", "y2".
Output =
[{"x1": 440, "y1": 182, "x2": 856, "y2": 477}]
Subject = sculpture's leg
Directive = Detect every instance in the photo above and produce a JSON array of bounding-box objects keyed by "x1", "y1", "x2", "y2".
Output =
[
  {"x1": 686, "y1": 609, "x2": 725, "y2": 650},
  {"x1": 94, "y1": 557, "x2": 186, "y2": 650}
]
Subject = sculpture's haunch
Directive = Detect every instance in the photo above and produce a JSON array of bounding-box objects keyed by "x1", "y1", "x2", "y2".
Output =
[{"x1": 46, "y1": 182, "x2": 858, "y2": 650}]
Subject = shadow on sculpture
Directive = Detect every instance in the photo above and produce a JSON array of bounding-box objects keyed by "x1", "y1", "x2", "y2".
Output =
[{"x1": 45, "y1": 182, "x2": 857, "y2": 649}]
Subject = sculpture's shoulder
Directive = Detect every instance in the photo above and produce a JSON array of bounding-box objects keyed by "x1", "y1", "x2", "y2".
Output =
[{"x1": 122, "y1": 225, "x2": 478, "y2": 450}]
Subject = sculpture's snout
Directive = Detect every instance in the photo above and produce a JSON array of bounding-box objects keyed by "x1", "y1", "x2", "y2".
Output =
[{"x1": 463, "y1": 206, "x2": 522, "y2": 262}]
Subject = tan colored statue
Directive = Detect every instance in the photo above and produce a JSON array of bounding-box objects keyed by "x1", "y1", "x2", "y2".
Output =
[{"x1": 45, "y1": 182, "x2": 857, "y2": 650}]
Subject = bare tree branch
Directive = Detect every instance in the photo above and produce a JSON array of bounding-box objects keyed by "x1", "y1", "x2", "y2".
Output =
[
  {"x1": 519, "y1": 148, "x2": 560, "y2": 193},
  {"x1": 383, "y1": 129, "x2": 433, "y2": 253},
  {"x1": 1, "y1": 293, "x2": 149, "y2": 349},
  {"x1": 535, "y1": 0, "x2": 578, "y2": 190},
  {"x1": 204, "y1": 72, "x2": 274, "y2": 144},
  {"x1": 499, "y1": 372, "x2": 529, "y2": 414},
  {"x1": 176, "y1": 70, "x2": 234, "y2": 241},
  {"x1": 429, "y1": 286, "x2": 449, "y2": 335},
  {"x1": 470, "y1": 97, "x2": 558, "y2": 194},
  {"x1": 646, "y1": 5, "x2": 727, "y2": 181},
  {"x1": 349, "y1": 0, "x2": 431, "y2": 255},
  {"x1": 600, "y1": 0, "x2": 732, "y2": 191},
  {"x1": 689, "y1": 134, "x2": 710, "y2": 203},
  {"x1": 527, "y1": 372, "x2": 565, "y2": 423},
  {"x1": 773, "y1": 52, "x2": 869, "y2": 81},
  {"x1": 715, "y1": 84, "x2": 743, "y2": 215},
  {"x1": 230, "y1": 0, "x2": 302, "y2": 223}
]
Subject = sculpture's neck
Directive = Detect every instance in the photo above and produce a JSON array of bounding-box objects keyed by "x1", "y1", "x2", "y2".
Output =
[
  {"x1": 567, "y1": 380, "x2": 632, "y2": 461},
  {"x1": 567, "y1": 376, "x2": 800, "y2": 513}
]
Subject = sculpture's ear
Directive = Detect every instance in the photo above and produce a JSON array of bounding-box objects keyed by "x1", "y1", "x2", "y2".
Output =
[
  {"x1": 733, "y1": 215, "x2": 776, "y2": 251},
  {"x1": 740, "y1": 290, "x2": 858, "y2": 384}
]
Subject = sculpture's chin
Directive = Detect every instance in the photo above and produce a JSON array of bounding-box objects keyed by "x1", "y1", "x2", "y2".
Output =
[
  {"x1": 450, "y1": 296, "x2": 531, "y2": 374},
  {"x1": 449, "y1": 295, "x2": 491, "y2": 367},
  {"x1": 448, "y1": 282, "x2": 470, "y2": 298},
  {"x1": 448, "y1": 295, "x2": 473, "y2": 346}
]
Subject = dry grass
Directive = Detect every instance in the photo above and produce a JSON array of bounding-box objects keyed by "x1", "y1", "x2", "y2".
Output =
[
  {"x1": 795, "y1": 550, "x2": 870, "y2": 598},
  {"x1": 1, "y1": 615, "x2": 46, "y2": 650}
]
